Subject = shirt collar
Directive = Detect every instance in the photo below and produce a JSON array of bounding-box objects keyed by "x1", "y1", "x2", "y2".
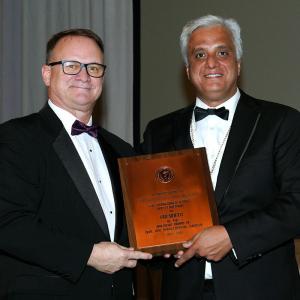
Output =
[
  {"x1": 195, "y1": 88, "x2": 240, "y2": 123},
  {"x1": 48, "y1": 99, "x2": 93, "y2": 135}
]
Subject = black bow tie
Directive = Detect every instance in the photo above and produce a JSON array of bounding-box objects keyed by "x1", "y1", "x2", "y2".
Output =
[
  {"x1": 194, "y1": 106, "x2": 229, "y2": 121},
  {"x1": 71, "y1": 120, "x2": 98, "y2": 138}
]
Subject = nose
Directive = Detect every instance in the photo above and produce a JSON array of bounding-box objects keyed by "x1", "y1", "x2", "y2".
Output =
[
  {"x1": 206, "y1": 54, "x2": 219, "y2": 69},
  {"x1": 75, "y1": 65, "x2": 90, "y2": 81}
]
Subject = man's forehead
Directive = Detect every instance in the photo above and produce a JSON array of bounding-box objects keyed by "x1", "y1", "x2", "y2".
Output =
[
  {"x1": 190, "y1": 26, "x2": 232, "y2": 40},
  {"x1": 50, "y1": 36, "x2": 103, "y2": 59},
  {"x1": 188, "y1": 26, "x2": 235, "y2": 49}
]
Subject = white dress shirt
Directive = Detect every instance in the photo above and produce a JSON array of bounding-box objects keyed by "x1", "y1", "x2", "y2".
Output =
[
  {"x1": 48, "y1": 100, "x2": 116, "y2": 241},
  {"x1": 190, "y1": 89, "x2": 240, "y2": 279}
]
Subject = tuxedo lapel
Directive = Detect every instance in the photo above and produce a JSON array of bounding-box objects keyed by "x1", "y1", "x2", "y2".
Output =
[
  {"x1": 53, "y1": 130, "x2": 110, "y2": 238},
  {"x1": 215, "y1": 94, "x2": 261, "y2": 206},
  {"x1": 39, "y1": 105, "x2": 110, "y2": 239},
  {"x1": 173, "y1": 105, "x2": 194, "y2": 150},
  {"x1": 53, "y1": 129, "x2": 109, "y2": 237}
]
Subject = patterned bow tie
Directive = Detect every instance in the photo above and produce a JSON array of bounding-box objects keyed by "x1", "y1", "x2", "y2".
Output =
[
  {"x1": 71, "y1": 120, "x2": 98, "y2": 138},
  {"x1": 194, "y1": 106, "x2": 229, "y2": 121}
]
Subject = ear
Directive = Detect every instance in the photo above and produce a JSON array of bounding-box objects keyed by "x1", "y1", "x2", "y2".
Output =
[
  {"x1": 185, "y1": 65, "x2": 190, "y2": 80},
  {"x1": 41, "y1": 64, "x2": 51, "y2": 87},
  {"x1": 237, "y1": 61, "x2": 241, "y2": 76}
]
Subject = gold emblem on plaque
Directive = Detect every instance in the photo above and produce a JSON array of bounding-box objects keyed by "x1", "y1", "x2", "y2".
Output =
[{"x1": 156, "y1": 167, "x2": 175, "y2": 183}]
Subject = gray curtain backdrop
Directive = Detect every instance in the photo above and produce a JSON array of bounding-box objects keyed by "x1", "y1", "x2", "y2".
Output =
[{"x1": 0, "y1": 0, "x2": 133, "y2": 143}]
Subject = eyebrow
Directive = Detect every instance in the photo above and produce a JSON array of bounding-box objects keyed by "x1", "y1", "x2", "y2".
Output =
[{"x1": 193, "y1": 45, "x2": 232, "y2": 51}]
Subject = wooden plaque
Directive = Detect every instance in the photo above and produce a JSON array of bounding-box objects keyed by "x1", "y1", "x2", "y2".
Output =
[{"x1": 118, "y1": 148, "x2": 218, "y2": 255}]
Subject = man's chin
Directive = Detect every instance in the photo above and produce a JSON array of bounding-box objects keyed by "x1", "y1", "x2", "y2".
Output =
[{"x1": 199, "y1": 91, "x2": 232, "y2": 106}]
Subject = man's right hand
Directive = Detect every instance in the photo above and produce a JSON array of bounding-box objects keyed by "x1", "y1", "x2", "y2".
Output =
[{"x1": 87, "y1": 242, "x2": 152, "y2": 274}]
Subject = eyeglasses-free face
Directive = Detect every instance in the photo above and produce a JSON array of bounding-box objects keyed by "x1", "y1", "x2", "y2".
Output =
[
  {"x1": 48, "y1": 60, "x2": 106, "y2": 78},
  {"x1": 186, "y1": 26, "x2": 240, "y2": 106}
]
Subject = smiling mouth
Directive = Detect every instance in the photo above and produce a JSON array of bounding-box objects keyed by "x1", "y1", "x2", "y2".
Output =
[
  {"x1": 205, "y1": 74, "x2": 223, "y2": 78},
  {"x1": 71, "y1": 86, "x2": 91, "y2": 90}
]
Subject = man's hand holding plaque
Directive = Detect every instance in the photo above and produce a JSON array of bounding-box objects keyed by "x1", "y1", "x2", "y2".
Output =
[{"x1": 174, "y1": 225, "x2": 233, "y2": 266}]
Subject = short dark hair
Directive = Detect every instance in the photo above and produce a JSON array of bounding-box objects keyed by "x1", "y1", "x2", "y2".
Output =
[{"x1": 46, "y1": 28, "x2": 104, "y2": 63}]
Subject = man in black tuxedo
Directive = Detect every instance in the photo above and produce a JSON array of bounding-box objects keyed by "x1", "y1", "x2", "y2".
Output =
[
  {"x1": 0, "y1": 28, "x2": 152, "y2": 299},
  {"x1": 141, "y1": 15, "x2": 300, "y2": 300}
]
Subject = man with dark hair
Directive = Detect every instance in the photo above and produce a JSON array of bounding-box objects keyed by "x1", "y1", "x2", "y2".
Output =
[
  {"x1": 141, "y1": 15, "x2": 300, "y2": 300},
  {"x1": 0, "y1": 28, "x2": 151, "y2": 299}
]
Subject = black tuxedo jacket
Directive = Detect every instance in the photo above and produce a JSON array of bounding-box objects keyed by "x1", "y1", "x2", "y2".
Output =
[
  {"x1": 141, "y1": 92, "x2": 300, "y2": 300},
  {"x1": 0, "y1": 105, "x2": 134, "y2": 300}
]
